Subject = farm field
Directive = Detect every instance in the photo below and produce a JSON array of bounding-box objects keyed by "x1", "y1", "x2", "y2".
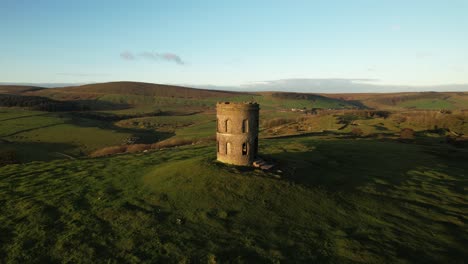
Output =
[{"x1": 0, "y1": 107, "x2": 163, "y2": 162}]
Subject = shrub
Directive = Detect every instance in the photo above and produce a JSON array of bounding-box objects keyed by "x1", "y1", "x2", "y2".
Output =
[
  {"x1": 351, "y1": 128, "x2": 364, "y2": 137},
  {"x1": 372, "y1": 111, "x2": 391, "y2": 119},
  {"x1": 90, "y1": 137, "x2": 197, "y2": 157},
  {"x1": 394, "y1": 116, "x2": 407, "y2": 124},
  {"x1": 337, "y1": 114, "x2": 360, "y2": 125},
  {"x1": 446, "y1": 136, "x2": 468, "y2": 148},
  {"x1": 90, "y1": 146, "x2": 127, "y2": 157},
  {"x1": 400, "y1": 128, "x2": 415, "y2": 139},
  {"x1": 151, "y1": 138, "x2": 193, "y2": 149},
  {"x1": 262, "y1": 118, "x2": 294, "y2": 129},
  {"x1": 126, "y1": 144, "x2": 151, "y2": 153}
]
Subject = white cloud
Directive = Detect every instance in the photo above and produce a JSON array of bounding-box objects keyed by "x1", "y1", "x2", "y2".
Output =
[{"x1": 121, "y1": 51, "x2": 185, "y2": 65}]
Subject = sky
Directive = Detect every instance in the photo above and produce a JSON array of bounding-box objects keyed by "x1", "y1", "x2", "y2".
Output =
[{"x1": 1, "y1": 0, "x2": 468, "y2": 92}]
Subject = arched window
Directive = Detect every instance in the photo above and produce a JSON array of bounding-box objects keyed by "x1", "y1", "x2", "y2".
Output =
[
  {"x1": 242, "y1": 142, "x2": 248, "y2": 155},
  {"x1": 242, "y1": 119, "x2": 249, "y2": 133},
  {"x1": 217, "y1": 142, "x2": 219, "y2": 153},
  {"x1": 226, "y1": 142, "x2": 231, "y2": 154},
  {"x1": 225, "y1": 119, "x2": 232, "y2": 133}
]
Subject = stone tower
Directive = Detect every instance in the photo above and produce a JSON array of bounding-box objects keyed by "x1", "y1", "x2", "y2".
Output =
[{"x1": 216, "y1": 102, "x2": 259, "y2": 166}]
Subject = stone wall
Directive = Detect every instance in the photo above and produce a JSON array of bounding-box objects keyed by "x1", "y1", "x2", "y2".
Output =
[{"x1": 216, "y1": 102, "x2": 259, "y2": 166}]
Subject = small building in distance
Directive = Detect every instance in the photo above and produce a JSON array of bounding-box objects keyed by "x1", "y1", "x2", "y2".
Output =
[{"x1": 216, "y1": 102, "x2": 259, "y2": 166}]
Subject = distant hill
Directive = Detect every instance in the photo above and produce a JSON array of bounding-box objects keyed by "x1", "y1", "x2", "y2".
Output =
[
  {"x1": 323, "y1": 91, "x2": 468, "y2": 110},
  {"x1": 264, "y1": 92, "x2": 367, "y2": 109},
  {"x1": 0, "y1": 85, "x2": 45, "y2": 95},
  {"x1": 0, "y1": 94, "x2": 81, "y2": 111},
  {"x1": 2, "y1": 82, "x2": 467, "y2": 111},
  {"x1": 25, "y1": 81, "x2": 247, "y2": 100}
]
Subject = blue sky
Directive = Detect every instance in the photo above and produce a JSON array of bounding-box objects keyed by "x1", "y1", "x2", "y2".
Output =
[{"x1": 1, "y1": 0, "x2": 467, "y2": 91}]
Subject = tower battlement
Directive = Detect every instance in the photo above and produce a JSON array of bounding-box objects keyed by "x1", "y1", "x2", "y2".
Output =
[{"x1": 216, "y1": 101, "x2": 259, "y2": 110}]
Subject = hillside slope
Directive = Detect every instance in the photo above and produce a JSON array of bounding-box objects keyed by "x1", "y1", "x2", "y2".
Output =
[
  {"x1": 26, "y1": 82, "x2": 246, "y2": 100},
  {"x1": 0, "y1": 85, "x2": 44, "y2": 95},
  {"x1": 258, "y1": 92, "x2": 366, "y2": 109},
  {"x1": 4, "y1": 82, "x2": 466, "y2": 111},
  {"x1": 0, "y1": 137, "x2": 466, "y2": 263},
  {"x1": 324, "y1": 92, "x2": 468, "y2": 110}
]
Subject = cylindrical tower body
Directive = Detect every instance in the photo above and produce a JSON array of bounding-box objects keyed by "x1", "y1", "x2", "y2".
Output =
[{"x1": 216, "y1": 102, "x2": 259, "y2": 166}]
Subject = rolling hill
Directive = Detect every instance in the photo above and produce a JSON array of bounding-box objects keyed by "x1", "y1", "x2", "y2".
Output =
[
  {"x1": 2, "y1": 82, "x2": 467, "y2": 111},
  {"x1": 323, "y1": 92, "x2": 468, "y2": 110},
  {"x1": 0, "y1": 85, "x2": 44, "y2": 95},
  {"x1": 24, "y1": 82, "x2": 246, "y2": 100}
]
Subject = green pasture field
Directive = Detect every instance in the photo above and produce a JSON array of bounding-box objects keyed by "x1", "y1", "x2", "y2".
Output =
[
  {"x1": 115, "y1": 114, "x2": 212, "y2": 132},
  {"x1": 0, "y1": 136, "x2": 466, "y2": 263},
  {"x1": 398, "y1": 99, "x2": 455, "y2": 110},
  {"x1": 95, "y1": 92, "x2": 360, "y2": 115},
  {"x1": 0, "y1": 108, "x2": 162, "y2": 162}
]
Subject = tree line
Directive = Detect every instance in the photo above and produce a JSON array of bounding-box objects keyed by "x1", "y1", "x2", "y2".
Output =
[{"x1": 0, "y1": 94, "x2": 85, "y2": 111}]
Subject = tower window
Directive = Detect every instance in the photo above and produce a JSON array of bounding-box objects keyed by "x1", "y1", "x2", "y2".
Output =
[
  {"x1": 226, "y1": 142, "x2": 231, "y2": 154},
  {"x1": 225, "y1": 119, "x2": 232, "y2": 133},
  {"x1": 242, "y1": 142, "x2": 248, "y2": 155},
  {"x1": 242, "y1": 119, "x2": 249, "y2": 133}
]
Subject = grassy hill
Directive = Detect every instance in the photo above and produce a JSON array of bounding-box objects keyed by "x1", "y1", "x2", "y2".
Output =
[
  {"x1": 0, "y1": 108, "x2": 167, "y2": 162},
  {"x1": 0, "y1": 85, "x2": 44, "y2": 95},
  {"x1": 324, "y1": 92, "x2": 468, "y2": 110},
  {"x1": 25, "y1": 82, "x2": 244, "y2": 100},
  {"x1": 0, "y1": 136, "x2": 466, "y2": 263},
  {"x1": 2, "y1": 83, "x2": 467, "y2": 112},
  {"x1": 252, "y1": 92, "x2": 363, "y2": 111}
]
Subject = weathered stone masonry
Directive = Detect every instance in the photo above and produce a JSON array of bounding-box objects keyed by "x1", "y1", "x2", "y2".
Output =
[{"x1": 216, "y1": 102, "x2": 259, "y2": 166}]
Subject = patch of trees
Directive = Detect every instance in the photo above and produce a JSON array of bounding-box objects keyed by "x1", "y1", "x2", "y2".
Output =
[
  {"x1": 271, "y1": 92, "x2": 325, "y2": 101},
  {"x1": 340, "y1": 110, "x2": 391, "y2": 119},
  {"x1": 400, "y1": 128, "x2": 415, "y2": 140},
  {"x1": 0, "y1": 94, "x2": 84, "y2": 111},
  {"x1": 89, "y1": 136, "x2": 214, "y2": 157},
  {"x1": 71, "y1": 109, "x2": 166, "y2": 122},
  {"x1": 351, "y1": 128, "x2": 364, "y2": 137},
  {"x1": 272, "y1": 93, "x2": 367, "y2": 109},
  {"x1": 446, "y1": 136, "x2": 468, "y2": 148},
  {"x1": 261, "y1": 118, "x2": 295, "y2": 129},
  {"x1": 337, "y1": 114, "x2": 361, "y2": 125},
  {"x1": 367, "y1": 110, "x2": 391, "y2": 118},
  {"x1": 375, "y1": 93, "x2": 442, "y2": 106},
  {"x1": 392, "y1": 110, "x2": 466, "y2": 135}
]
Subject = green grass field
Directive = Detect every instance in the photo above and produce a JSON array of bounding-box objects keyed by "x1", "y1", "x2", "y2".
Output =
[
  {"x1": 398, "y1": 99, "x2": 455, "y2": 110},
  {"x1": 0, "y1": 108, "x2": 164, "y2": 162},
  {"x1": 0, "y1": 136, "x2": 466, "y2": 263}
]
